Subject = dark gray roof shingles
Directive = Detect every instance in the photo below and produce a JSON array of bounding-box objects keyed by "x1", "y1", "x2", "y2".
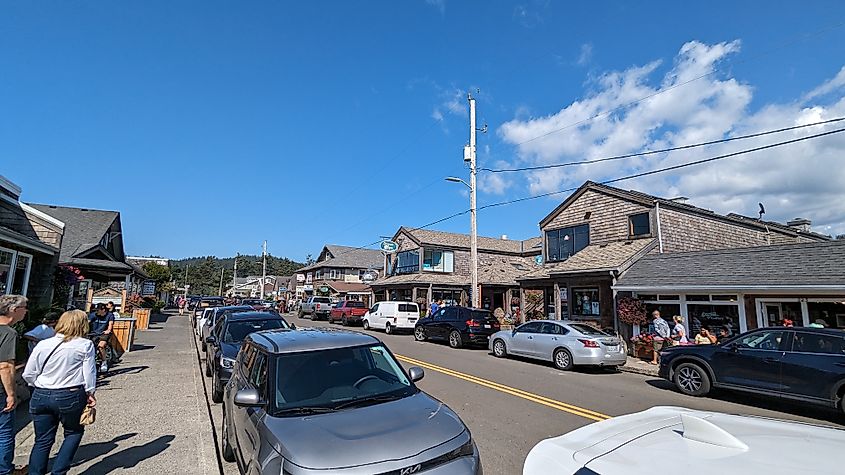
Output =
[{"x1": 28, "y1": 204, "x2": 118, "y2": 261}]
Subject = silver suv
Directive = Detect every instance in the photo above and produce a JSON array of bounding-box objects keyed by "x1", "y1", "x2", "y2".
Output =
[{"x1": 222, "y1": 328, "x2": 481, "y2": 474}]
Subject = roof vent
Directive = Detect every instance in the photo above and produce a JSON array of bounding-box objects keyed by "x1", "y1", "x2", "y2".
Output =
[
  {"x1": 786, "y1": 218, "x2": 812, "y2": 233},
  {"x1": 501, "y1": 235, "x2": 508, "y2": 240}
]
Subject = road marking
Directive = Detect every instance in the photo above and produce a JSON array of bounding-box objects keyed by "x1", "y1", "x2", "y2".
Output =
[{"x1": 396, "y1": 354, "x2": 611, "y2": 422}]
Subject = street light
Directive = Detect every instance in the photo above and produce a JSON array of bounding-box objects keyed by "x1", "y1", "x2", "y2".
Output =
[{"x1": 445, "y1": 176, "x2": 470, "y2": 188}]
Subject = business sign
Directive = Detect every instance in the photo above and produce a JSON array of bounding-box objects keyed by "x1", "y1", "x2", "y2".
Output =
[
  {"x1": 296, "y1": 273, "x2": 306, "y2": 283},
  {"x1": 141, "y1": 280, "x2": 157, "y2": 296},
  {"x1": 534, "y1": 255, "x2": 543, "y2": 266},
  {"x1": 380, "y1": 240, "x2": 399, "y2": 253},
  {"x1": 319, "y1": 285, "x2": 330, "y2": 293},
  {"x1": 303, "y1": 285, "x2": 313, "y2": 291},
  {"x1": 305, "y1": 273, "x2": 313, "y2": 284},
  {"x1": 361, "y1": 270, "x2": 378, "y2": 284}
]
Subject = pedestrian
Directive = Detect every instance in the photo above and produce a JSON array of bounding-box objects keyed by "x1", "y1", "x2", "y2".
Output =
[
  {"x1": 177, "y1": 296, "x2": 186, "y2": 316},
  {"x1": 716, "y1": 326, "x2": 732, "y2": 344},
  {"x1": 671, "y1": 316, "x2": 688, "y2": 345},
  {"x1": 23, "y1": 310, "x2": 97, "y2": 475},
  {"x1": 650, "y1": 310, "x2": 670, "y2": 365},
  {"x1": 23, "y1": 312, "x2": 60, "y2": 354},
  {"x1": 105, "y1": 301, "x2": 120, "y2": 318},
  {"x1": 694, "y1": 327, "x2": 715, "y2": 345},
  {"x1": 808, "y1": 319, "x2": 827, "y2": 328},
  {"x1": 88, "y1": 304, "x2": 114, "y2": 372},
  {"x1": 429, "y1": 299, "x2": 440, "y2": 317},
  {"x1": 0, "y1": 295, "x2": 28, "y2": 475}
]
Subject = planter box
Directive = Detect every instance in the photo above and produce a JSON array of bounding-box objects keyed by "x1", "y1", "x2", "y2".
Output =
[
  {"x1": 111, "y1": 318, "x2": 137, "y2": 354},
  {"x1": 634, "y1": 343, "x2": 654, "y2": 360},
  {"x1": 133, "y1": 308, "x2": 151, "y2": 330}
]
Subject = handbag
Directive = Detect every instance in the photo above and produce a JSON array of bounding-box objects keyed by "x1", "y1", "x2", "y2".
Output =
[{"x1": 80, "y1": 405, "x2": 96, "y2": 426}]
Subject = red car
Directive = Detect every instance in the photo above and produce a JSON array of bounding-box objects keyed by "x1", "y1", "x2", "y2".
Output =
[{"x1": 328, "y1": 300, "x2": 368, "y2": 326}]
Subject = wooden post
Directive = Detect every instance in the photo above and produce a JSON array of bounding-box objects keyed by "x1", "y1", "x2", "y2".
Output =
[
  {"x1": 519, "y1": 287, "x2": 526, "y2": 324},
  {"x1": 412, "y1": 287, "x2": 417, "y2": 303},
  {"x1": 85, "y1": 287, "x2": 94, "y2": 312},
  {"x1": 427, "y1": 284, "x2": 433, "y2": 305},
  {"x1": 553, "y1": 282, "x2": 562, "y2": 320}
]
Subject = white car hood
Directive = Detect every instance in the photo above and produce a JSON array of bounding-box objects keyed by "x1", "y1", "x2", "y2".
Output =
[{"x1": 524, "y1": 406, "x2": 845, "y2": 475}]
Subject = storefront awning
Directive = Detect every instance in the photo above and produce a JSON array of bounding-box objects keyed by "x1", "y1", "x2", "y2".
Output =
[{"x1": 0, "y1": 226, "x2": 58, "y2": 255}]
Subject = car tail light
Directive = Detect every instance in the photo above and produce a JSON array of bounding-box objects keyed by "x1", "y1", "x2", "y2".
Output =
[
  {"x1": 578, "y1": 339, "x2": 600, "y2": 348},
  {"x1": 316, "y1": 304, "x2": 321, "y2": 310},
  {"x1": 466, "y1": 320, "x2": 481, "y2": 327}
]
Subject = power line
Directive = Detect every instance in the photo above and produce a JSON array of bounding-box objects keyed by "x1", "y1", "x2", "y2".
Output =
[
  {"x1": 503, "y1": 20, "x2": 845, "y2": 148},
  {"x1": 480, "y1": 117, "x2": 845, "y2": 173}
]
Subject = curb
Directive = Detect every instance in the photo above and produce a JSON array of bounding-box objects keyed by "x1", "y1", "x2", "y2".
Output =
[{"x1": 619, "y1": 365, "x2": 660, "y2": 377}]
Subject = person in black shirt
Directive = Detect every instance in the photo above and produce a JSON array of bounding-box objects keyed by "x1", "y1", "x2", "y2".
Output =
[{"x1": 88, "y1": 304, "x2": 114, "y2": 372}]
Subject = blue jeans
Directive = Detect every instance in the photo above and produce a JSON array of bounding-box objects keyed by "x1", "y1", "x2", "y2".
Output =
[
  {"x1": 28, "y1": 387, "x2": 87, "y2": 475},
  {"x1": 0, "y1": 401, "x2": 14, "y2": 475}
]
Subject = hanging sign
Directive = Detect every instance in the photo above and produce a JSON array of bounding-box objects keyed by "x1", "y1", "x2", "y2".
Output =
[{"x1": 380, "y1": 240, "x2": 399, "y2": 253}]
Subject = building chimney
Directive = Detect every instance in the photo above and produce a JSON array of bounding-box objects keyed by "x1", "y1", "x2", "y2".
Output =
[
  {"x1": 786, "y1": 218, "x2": 812, "y2": 233},
  {"x1": 500, "y1": 235, "x2": 508, "y2": 240}
]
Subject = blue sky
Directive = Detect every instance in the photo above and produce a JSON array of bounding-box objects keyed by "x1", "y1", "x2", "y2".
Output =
[{"x1": 3, "y1": 1, "x2": 845, "y2": 260}]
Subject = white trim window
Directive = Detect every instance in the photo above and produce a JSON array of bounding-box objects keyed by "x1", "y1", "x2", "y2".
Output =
[
  {"x1": 329, "y1": 269, "x2": 340, "y2": 280},
  {"x1": 0, "y1": 246, "x2": 33, "y2": 296},
  {"x1": 422, "y1": 249, "x2": 454, "y2": 273}
]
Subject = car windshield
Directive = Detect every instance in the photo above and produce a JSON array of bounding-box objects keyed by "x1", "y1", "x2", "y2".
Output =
[
  {"x1": 223, "y1": 319, "x2": 287, "y2": 343},
  {"x1": 568, "y1": 323, "x2": 609, "y2": 336},
  {"x1": 313, "y1": 297, "x2": 331, "y2": 303},
  {"x1": 467, "y1": 310, "x2": 493, "y2": 321},
  {"x1": 242, "y1": 299, "x2": 261, "y2": 305},
  {"x1": 345, "y1": 301, "x2": 365, "y2": 308},
  {"x1": 271, "y1": 344, "x2": 415, "y2": 415}
]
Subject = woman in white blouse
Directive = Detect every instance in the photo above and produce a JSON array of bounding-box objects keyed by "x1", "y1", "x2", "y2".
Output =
[{"x1": 22, "y1": 310, "x2": 97, "y2": 475}]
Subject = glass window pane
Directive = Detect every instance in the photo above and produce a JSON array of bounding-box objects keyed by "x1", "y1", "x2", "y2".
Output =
[
  {"x1": 687, "y1": 304, "x2": 740, "y2": 337},
  {"x1": 574, "y1": 224, "x2": 590, "y2": 253},
  {"x1": 546, "y1": 230, "x2": 560, "y2": 262},
  {"x1": 711, "y1": 295, "x2": 737, "y2": 302},
  {"x1": 736, "y1": 330, "x2": 784, "y2": 350},
  {"x1": 807, "y1": 301, "x2": 845, "y2": 329},
  {"x1": 629, "y1": 213, "x2": 650, "y2": 236},
  {"x1": 0, "y1": 250, "x2": 12, "y2": 295},
  {"x1": 571, "y1": 288, "x2": 600, "y2": 318},
  {"x1": 686, "y1": 295, "x2": 710, "y2": 302},
  {"x1": 792, "y1": 332, "x2": 845, "y2": 355},
  {"x1": 443, "y1": 251, "x2": 453, "y2": 273}
]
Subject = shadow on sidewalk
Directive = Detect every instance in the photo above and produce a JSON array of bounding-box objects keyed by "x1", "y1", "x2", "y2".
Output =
[
  {"x1": 76, "y1": 434, "x2": 174, "y2": 473},
  {"x1": 72, "y1": 433, "x2": 137, "y2": 466}
]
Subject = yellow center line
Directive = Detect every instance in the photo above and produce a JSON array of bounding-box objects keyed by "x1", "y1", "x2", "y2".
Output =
[{"x1": 396, "y1": 354, "x2": 611, "y2": 422}]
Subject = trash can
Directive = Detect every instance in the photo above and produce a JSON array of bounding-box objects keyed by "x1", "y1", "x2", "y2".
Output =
[{"x1": 111, "y1": 317, "x2": 137, "y2": 354}]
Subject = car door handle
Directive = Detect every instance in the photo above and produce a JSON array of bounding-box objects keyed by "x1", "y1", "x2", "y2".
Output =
[
  {"x1": 552, "y1": 337, "x2": 558, "y2": 341},
  {"x1": 763, "y1": 357, "x2": 779, "y2": 363},
  {"x1": 527, "y1": 336, "x2": 533, "y2": 340}
]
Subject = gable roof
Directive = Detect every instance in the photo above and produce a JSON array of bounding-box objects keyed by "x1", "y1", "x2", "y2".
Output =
[
  {"x1": 394, "y1": 227, "x2": 542, "y2": 255},
  {"x1": 300, "y1": 245, "x2": 384, "y2": 272},
  {"x1": 28, "y1": 203, "x2": 122, "y2": 263},
  {"x1": 615, "y1": 240, "x2": 845, "y2": 290},
  {"x1": 538, "y1": 181, "x2": 830, "y2": 241},
  {"x1": 519, "y1": 238, "x2": 658, "y2": 281}
]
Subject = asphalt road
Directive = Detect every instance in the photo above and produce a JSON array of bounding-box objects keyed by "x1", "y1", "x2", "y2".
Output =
[{"x1": 198, "y1": 312, "x2": 845, "y2": 475}]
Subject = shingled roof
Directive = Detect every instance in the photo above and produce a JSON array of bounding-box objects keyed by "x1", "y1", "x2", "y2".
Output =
[
  {"x1": 397, "y1": 227, "x2": 542, "y2": 255},
  {"x1": 28, "y1": 203, "x2": 125, "y2": 266},
  {"x1": 615, "y1": 240, "x2": 845, "y2": 290},
  {"x1": 519, "y1": 238, "x2": 658, "y2": 281},
  {"x1": 299, "y1": 245, "x2": 384, "y2": 272}
]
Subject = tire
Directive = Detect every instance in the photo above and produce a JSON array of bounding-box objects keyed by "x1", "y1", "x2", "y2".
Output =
[
  {"x1": 221, "y1": 409, "x2": 236, "y2": 462},
  {"x1": 363, "y1": 320, "x2": 370, "y2": 330},
  {"x1": 205, "y1": 357, "x2": 213, "y2": 377},
  {"x1": 674, "y1": 362, "x2": 711, "y2": 397},
  {"x1": 448, "y1": 330, "x2": 463, "y2": 349},
  {"x1": 385, "y1": 323, "x2": 393, "y2": 335},
  {"x1": 414, "y1": 326, "x2": 427, "y2": 341},
  {"x1": 211, "y1": 373, "x2": 223, "y2": 403},
  {"x1": 201, "y1": 341, "x2": 206, "y2": 353},
  {"x1": 553, "y1": 348, "x2": 574, "y2": 371},
  {"x1": 492, "y1": 339, "x2": 507, "y2": 358},
  {"x1": 341, "y1": 316, "x2": 348, "y2": 326}
]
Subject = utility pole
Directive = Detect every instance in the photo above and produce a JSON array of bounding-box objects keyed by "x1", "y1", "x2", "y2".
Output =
[
  {"x1": 260, "y1": 240, "x2": 267, "y2": 300},
  {"x1": 233, "y1": 254, "x2": 238, "y2": 298},
  {"x1": 218, "y1": 267, "x2": 224, "y2": 296},
  {"x1": 468, "y1": 92, "x2": 479, "y2": 308}
]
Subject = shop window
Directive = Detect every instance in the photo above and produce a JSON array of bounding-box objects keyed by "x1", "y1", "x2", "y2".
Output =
[
  {"x1": 657, "y1": 295, "x2": 680, "y2": 301},
  {"x1": 644, "y1": 303, "x2": 681, "y2": 332},
  {"x1": 628, "y1": 212, "x2": 651, "y2": 237},
  {"x1": 763, "y1": 302, "x2": 802, "y2": 327},
  {"x1": 807, "y1": 301, "x2": 845, "y2": 329},
  {"x1": 10, "y1": 254, "x2": 31, "y2": 295},
  {"x1": 546, "y1": 224, "x2": 590, "y2": 262},
  {"x1": 687, "y1": 304, "x2": 741, "y2": 338},
  {"x1": 686, "y1": 295, "x2": 710, "y2": 302},
  {"x1": 0, "y1": 248, "x2": 32, "y2": 296},
  {"x1": 423, "y1": 249, "x2": 454, "y2": 273},
  {"x1": 328, "y1": 269, "x2": 340, "y2": 279},
  {"x1": 571, "y1": 288, "x2": 600, "y2": 319},
  {"x1": 395, "y1": 250, "x2": 420, "y2": 274},
  {"x1": 0, "y1": 249, "x2": 12, "y2": 295},
  {"x1": 711, "y1": 295, "x2": 737, "y2": 302}
]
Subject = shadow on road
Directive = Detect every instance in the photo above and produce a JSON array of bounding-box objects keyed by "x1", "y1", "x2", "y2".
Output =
[
  {"x1": 644, "y1": 378, "x2": 845, "y2": 425},
  {"x1": 130, "y1": 345, "x2": 156, "y2": 352},
  {"x1": 78, "y1": 434, "x2": 175, "y2": 473},
  {"x1": 73, "y1": 432, "x2": 138, "y2": 467}
]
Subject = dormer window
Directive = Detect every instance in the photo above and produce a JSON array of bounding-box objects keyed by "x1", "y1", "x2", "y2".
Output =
[
  {"x1": 546, "y1": 224, "x2": 589, "y2": 262},
  {"x1": 629, "y1": 212, "x2": 651, "y2": 237},
  {"x1": 423, "y1": 249, "x2": 454, "y2": 273}
]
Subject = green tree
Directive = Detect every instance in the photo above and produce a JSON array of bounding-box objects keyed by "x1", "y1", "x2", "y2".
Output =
[{"x1": 143, "y1": 262, "x2": 173, "y2": 293}]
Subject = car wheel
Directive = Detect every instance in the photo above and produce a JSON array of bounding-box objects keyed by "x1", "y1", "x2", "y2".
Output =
[
  {"x1": 297, "y1": 310, "x2": 304, "y2": 318},
  {"x1": 493, "y1": 339, "x2": 507, "y2": 358},
  {"x1": 674, "y1": 362, "x2": 711, "y2": 396},
  {"x1": 553, "y1": 348, "x2": 574, "y2": 371},
  {"x1": 221, "y1": 408, "x2": 236, "y2": 462},
  {"x1": 363, "y1": 319, "x2": 370, "y2": 330},
  {"x1": 448, "y1": 330, "x2": 463, "y2": 349},
  {"x1": 342, "y1": 316, "x2": 348, "y2": 326},
  {"x1": 211, "y1": 373, "x2": 223, "y2": 403},
  {"x1": 385, "y1": 322, "x2": 394, "y2": 335},
  {"x1": 414, "y1": 326, "x2": 427, "y2": 341},
  {"x1": 205, "y1": 357, "x2": 212, "y2": 377},
  {"x1": 201, "y1": 341, "x2": 206, "y2": 353}
]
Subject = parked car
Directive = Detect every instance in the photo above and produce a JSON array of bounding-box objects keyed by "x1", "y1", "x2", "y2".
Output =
[
  {"x1": 200, "y1": 305, "x2": 254, "y2": 353},
  {"x1": 327, "y1": 300, "x2": 368, "y2": 326},
  {"x1": 490, "y1": 320, "x2": 626, "y2": 371},
  {"x1": 523, "y1": 406, "x2": 845, "y2": 474},
  {"x1": 298, "y1": 296, "x2": 332, "y2": 320},
  {"x1": 240, "y1": 298, "x2": 264, "y2": 310},
  {"x1": 362, "y1": 301, "x2": 420, "y2": 334},
  {"x1": 205, "y1": 311, "x2": 290, "y2": 403},
  {"x1": 221, "y1": 328, "x2": 481, "y2": 474},
  {"x1": 659, "y1": 327, "x2": 845, "y2": 412},
  {"x1": 193, "y1": 296, "x2": 225, "y2": 323},
  {"x1": 414, "y1": 306, "x2": 500, "y2": 348},
  {"x1": 196, "y1": 307, "x2": 215, "y2": 336}
]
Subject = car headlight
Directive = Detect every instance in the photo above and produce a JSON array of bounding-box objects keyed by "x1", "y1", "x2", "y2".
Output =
[{"x1": 221, "y1": 356, "x2": 236, "y2": 369}]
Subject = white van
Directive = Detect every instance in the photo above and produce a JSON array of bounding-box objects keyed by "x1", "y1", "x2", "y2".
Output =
[{"x1": 362, "y1": 301, "x2": 421, "y2": 334}]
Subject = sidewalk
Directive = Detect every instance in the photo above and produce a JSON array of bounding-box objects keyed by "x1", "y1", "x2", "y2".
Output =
[
  {"x1": 14, "y1": 310, "x2": 220, "y2": 474},
  {"x1": 619, "y1": 356, "x2": 660, "y2": 377}
]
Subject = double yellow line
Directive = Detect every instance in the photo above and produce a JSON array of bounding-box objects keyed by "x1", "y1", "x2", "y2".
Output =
[{"x1": 396, "y1": 354, "x2": 611, "y2": 422}]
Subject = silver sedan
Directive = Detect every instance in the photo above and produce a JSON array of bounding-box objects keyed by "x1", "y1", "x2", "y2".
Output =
[{"x1": 488, "y1": 320, "x2": 627, "y2": 370}]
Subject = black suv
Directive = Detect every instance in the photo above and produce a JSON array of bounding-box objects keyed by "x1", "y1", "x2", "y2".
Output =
[
  {"x1": 659, "y1": 327, "x2": 845, "y2": 412},
  {"x1": 414, "y1": 306, "x2": 500, "y2": 348},
  {"x1": 205, "y1": 311, "x2": 290, "y2": 402}
]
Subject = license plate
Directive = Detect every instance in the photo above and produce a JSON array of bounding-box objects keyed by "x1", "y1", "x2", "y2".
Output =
[
  {"x1": 409, "y1": 319, "x2": 416, "y2": 323},
  {"x1": 484, "y1": 324, "x2": 491, "y2": 329},
  {"x1": 606, "y1": 345, "x2": 619, "y2": 352}
]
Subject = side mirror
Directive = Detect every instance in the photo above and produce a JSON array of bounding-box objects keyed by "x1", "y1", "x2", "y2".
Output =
[
  {"x1": 289, "y1": 322, "x2": 297, "y2": 330},
  {"x1": 233, "y1": 387, "x2": 263, "y2": 407},
  {"x1": 408, "y1": 366, "x2": 425, "y2": 383},
  {"x1": 512, "y1": 329, "x2": 518, "y2": 336},
  {"x1": 727, "y1": 342, "x2": 738, "y2": 351},
  {"x1": 205, "y1": 336, "x2": 217, "y2": 345}
]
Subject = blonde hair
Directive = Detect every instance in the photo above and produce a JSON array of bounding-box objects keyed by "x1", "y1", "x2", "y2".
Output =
[
  {"x1": 673, "y1": 315, "x2": 684, "y2": 324},
  {"x1": 55, "y1": 310, "x2": 90, "y2": 342}
]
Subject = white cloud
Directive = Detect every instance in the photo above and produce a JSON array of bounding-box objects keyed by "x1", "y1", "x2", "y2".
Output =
[
  {"x1": 577, "y1": 43, "x2": 593, "y2": 66},
  {"x1": 425, "y1": 0, "x2": 445, "y2": 14},
  {"x1": 498, "y1": 40, "x2": 845, "y2": 235},
  {"x1": 478, "y1": 160, "x2": 513, "y2": 195}
]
